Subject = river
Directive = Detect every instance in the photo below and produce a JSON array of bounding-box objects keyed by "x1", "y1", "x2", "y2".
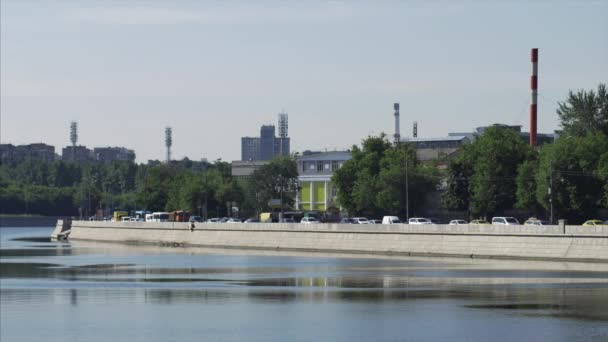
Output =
[{"x1": 1, "y1": 226, "x2": 607, "y2": 341}]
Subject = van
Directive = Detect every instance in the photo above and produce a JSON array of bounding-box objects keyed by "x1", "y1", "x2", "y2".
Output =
[
  {"x1": 491, "y1": 217, "x2": 520, "y2": 225},
  {"x1": 382, "y1": 216, "x2": 402, "y2": 224}
]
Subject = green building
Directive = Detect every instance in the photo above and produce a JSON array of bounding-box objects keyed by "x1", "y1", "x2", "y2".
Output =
[{"x1": 296, "y1": 151, "x2": 351, "y2": 212}]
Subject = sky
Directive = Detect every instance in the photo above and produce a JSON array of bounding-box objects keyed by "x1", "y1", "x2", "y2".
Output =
[{"x1": 1, "y1": 0, "x2": 607, "y2": 163}]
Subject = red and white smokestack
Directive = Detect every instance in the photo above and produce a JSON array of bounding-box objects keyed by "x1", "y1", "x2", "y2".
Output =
[
  {"x1": 530, "y1": 48, "x2": 538, "y2": 146},
  {"x1": 394, "y1": 103, "x2": 400, "y2": 145}
]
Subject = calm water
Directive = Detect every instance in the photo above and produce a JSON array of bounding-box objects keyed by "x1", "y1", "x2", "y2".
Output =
[{"x1": 1, "y1": 227, "x2": 608, "y2": 342}]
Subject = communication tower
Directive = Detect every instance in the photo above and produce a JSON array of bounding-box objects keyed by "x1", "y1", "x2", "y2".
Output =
[
  {"x1": 413, "y1": 121, "x2": 418, "y2": 138},
  {"x1": 278, "y1": 112, "x2": 288, "y2": 155},
  {"x1": 165, "y1": 127, "x2": 172, "y2": 163}
]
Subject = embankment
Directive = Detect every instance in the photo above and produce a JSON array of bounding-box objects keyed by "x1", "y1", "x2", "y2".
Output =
[{"x1": 59, "y1": 220, "x2": 608, "y2": 262}]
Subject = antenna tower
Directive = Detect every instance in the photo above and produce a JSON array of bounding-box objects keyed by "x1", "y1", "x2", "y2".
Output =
[
  {"x1": 278, "y1": 111, "x2": 288, "y2": 155},
  {"x1": 165, "y1": 127, "x2": 172, "y2": 162}
]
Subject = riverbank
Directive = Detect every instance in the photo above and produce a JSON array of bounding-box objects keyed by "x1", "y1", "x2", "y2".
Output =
[{"x1": 58, "y1": 220, "x2": 608, "y2": 262}]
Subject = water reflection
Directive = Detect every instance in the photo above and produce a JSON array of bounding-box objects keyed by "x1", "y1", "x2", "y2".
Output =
[{"x1": 2, "y1": 227, "x2": 608, "y2": 342}]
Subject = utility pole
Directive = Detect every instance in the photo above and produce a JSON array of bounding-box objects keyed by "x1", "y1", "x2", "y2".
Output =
[
  {"x1": 549, "y1": 167, "x2": 554, "y2": 224},
  {"x1": 405, "y1": 157, "x2": 409, "y2": 221}
]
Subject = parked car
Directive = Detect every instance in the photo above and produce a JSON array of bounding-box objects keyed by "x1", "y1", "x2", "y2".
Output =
[
  {"x1": 206, "y1": 218, "x2": 221, "y2": 223},
  {"x1": 339, "y1": 218, "x2": 354, "y2": 224},
  {"x1": 189, "y1": 216, "x2": 203, "y2": 223},
  {"x1": 244, "y1": 218, "x2": 260, "y2": 223},
  {"x1": 121, "y1": 216, "x2": 132, "y2": 222},
  {"x1": 491, "y1": 217, "x2": 520, "y2": 225},
  {"x1": 369, "y1": 219, "x2": 382, "y2": 224},
  {"x1": 226, "y1": 218, "x2": 241, "y2": 223},
  {"x1": 408, "y1": 217, "x2": 431, "y2": 225},
  {"x1": 351, "y1": 217, "x2": 370, "y2": 224},
  {"x1": 582, "y1": 219, "x2": 605, "y2": 226},
  {"x1": 449, "y1": 220, "x2": 467, "y2": 225},
  {"x1": 382, "y1": 216, "x2": 402, "y2": 224},
  {"x1": 470, "y1": 219, "x2": 490, "y2": 225},
  {"x1": 523, "y1": 219, "x2": 550, "y2": 225},
  {"x1": 301, "y1": 217, "x2": 320, "y2": 224}
]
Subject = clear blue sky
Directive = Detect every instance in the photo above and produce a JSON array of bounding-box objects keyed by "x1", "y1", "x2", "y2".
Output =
[{"x1": 1, "y1": 0, "x2": 607, "y2": 162}]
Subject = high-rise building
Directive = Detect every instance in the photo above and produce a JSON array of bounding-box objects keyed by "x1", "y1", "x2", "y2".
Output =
[
  {"x1": 260, "y1": 125, "x2": 276, "y2": 160},
  {"x1": 240, "y1": 113, "x2": 291, "y2": 161},
  {"x1": 241, "y1": 137, "x2": 261, "y2": 161}
]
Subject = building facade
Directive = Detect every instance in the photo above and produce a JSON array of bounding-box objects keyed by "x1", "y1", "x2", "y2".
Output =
[
  {"x1": 62, "y1": 145, "x2": 93, "y2": 162},
  {"x1": 401, "y1": 136, "x2": 471, "y2": 162},
  {"x1": 0, "y1": 143, "x2": 55, "y2": 163},
  {"x1": 296, "y1": 151, "x2": 351, "y2": 212},
  {"x1": 93, "y1": 147, "x2": 136, "y2": 162},
  {"x1": 241, "y1": 137, "x2": 261, "y2": 161}
]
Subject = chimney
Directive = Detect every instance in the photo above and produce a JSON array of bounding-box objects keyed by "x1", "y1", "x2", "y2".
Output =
[
  {"x1": 530, "y1": 48, "x2": 538, "y2": 146},
  {"x1": 394, "y1": 103, "x2": 400, "y2": 145}
]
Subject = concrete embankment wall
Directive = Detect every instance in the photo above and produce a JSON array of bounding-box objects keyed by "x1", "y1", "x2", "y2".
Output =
[{"x1": 63, "y1": 221, "x2": 608, "y2": 262}]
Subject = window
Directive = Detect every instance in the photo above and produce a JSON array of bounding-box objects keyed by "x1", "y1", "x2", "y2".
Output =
[
  {"x1": 331, "y1": 161, "x2": 339, "y2": 171},
  {"x1": 317, "y1": 161, "x2": 323, "y2": 172},
  {"x1": 324, "y1": 162, "x2": 330, "y2": 171}
]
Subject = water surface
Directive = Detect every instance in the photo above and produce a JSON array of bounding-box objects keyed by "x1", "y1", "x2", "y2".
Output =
[{"x1": 1, "y1": 226, "x2": 607, "y2": 341}]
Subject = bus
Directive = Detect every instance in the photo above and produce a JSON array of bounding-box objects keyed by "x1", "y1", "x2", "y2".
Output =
[{"x1": 149, "y1": 212, "x2": 169, "y2": 222}]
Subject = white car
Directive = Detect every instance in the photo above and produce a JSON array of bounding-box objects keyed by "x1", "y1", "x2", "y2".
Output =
[
  {"x1": 491, "y1": 217, "x2": 520, "y2": 225},
  {"x1": 409, "y1": 217, "x2": 432, "y2": 225},
  {"x1": 352, "y1": 217, "x2": 370, "y2": 224},
  {"x1": 449, "y1": 220, "x2": 467, "y2": 225},
  {"x1": 226, "y1": 218, "x2": 242, "y2": 223},
  {"x1": 382, "y1": 216, "x2": 402, "y2": 224},
  {"x1": 301, "y1": 217, "x2": 320, "y2": 224}
]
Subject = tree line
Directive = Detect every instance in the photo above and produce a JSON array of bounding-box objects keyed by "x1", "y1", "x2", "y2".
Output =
[{"x1": 441, "y1": 83, "x2": 608, "y2": 223}]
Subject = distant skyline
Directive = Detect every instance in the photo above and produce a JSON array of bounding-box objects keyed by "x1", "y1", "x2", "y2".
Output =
[{"x1": 2, "y1": 0, "x2": 607, "y2": 162}]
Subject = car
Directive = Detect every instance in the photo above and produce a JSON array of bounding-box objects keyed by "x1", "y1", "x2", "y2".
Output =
[
  {"x1": 523, "y1": 219, "x2": 550, "y2": 225},
  {"x1": 449, "y1": 220, "x2": 467, "y2": 225},
  {"x1": 243, "y1": 218, "x2": 260, "y2": 223},
  {"x1": 408, "y1": 217, "x2": 431, "y2": 225},
  {"x1": 301, "y1": 217, "x2": 320, "y2": 224},
  {"x1": 582, "y1": 219, "x2": 605, "y2": 226},
  {"x1": 226, "y1": 218, "x2": 242, "y2": 223},
  {"x1": 282, "y1": 217, "x2": 295, "y2": 223},
  {"x1": 491, "y1": 217, "x2": 520, "y2": 225},
  {"x1": 339, "y1": 218, "x2": 354, "y2": 224},
  {"x1": 206, "y1": 218, "x2": 221, "y2": 223},
  {"x1": 369, "y1": 219, "x2": 382, "y2": 224},
  {"x1": 121, "y1": 216, "x2": 132, "y2": 222},
  {"x1": 189, "y1": 216, "x2": 203, "y2": 223},
  {"x1": 382, "y1": 216, "x2": 402, "y2": 224},
  {"x1": 470, "y1": 219, "x2": 490, "y2": 225},
  {"x1": 351, "y1": 217, "x2": 370, "y2": 224}
]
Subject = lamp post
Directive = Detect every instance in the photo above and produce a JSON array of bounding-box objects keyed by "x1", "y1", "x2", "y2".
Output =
[{"x1": 405, "y1": 156, "x2": 409, "y2": 221}]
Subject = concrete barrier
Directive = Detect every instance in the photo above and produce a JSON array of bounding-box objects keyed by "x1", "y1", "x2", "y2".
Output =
[{"x1": 66, "y1": 221, "x2": 608, "y2": 262}]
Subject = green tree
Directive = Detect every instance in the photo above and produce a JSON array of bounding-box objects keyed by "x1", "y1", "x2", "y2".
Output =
[
  {"x1": 249, "y1": 156, "x2": 299, "y2": 214},
  {"x1": 332, "y1": 135, "x2": 439, "y2": 218},
  {"x1": 557, "y1": 83, "x2": 608, "y2": 136}
]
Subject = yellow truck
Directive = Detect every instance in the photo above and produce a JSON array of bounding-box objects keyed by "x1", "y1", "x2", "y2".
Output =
[{"x1": 113, "y1": 211, "x2": 129, "y2": 222}]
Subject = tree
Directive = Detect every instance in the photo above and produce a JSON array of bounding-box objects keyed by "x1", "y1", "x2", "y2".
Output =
[
  {"x1": 535, "y1": 133, "x2": 608, "y2": 222},
  {"x1": 557, "y1": 83, "x2": 608, "y2": 136},
  {"x1": 332, "y1": 135, "x2": 439, "y2": 218},
  {"x1": 442, "y1": 126, "x2": 534, "y2": 218},
  {"x1": 249, "y1": 156, "x2": 299, "y2": 214}
]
